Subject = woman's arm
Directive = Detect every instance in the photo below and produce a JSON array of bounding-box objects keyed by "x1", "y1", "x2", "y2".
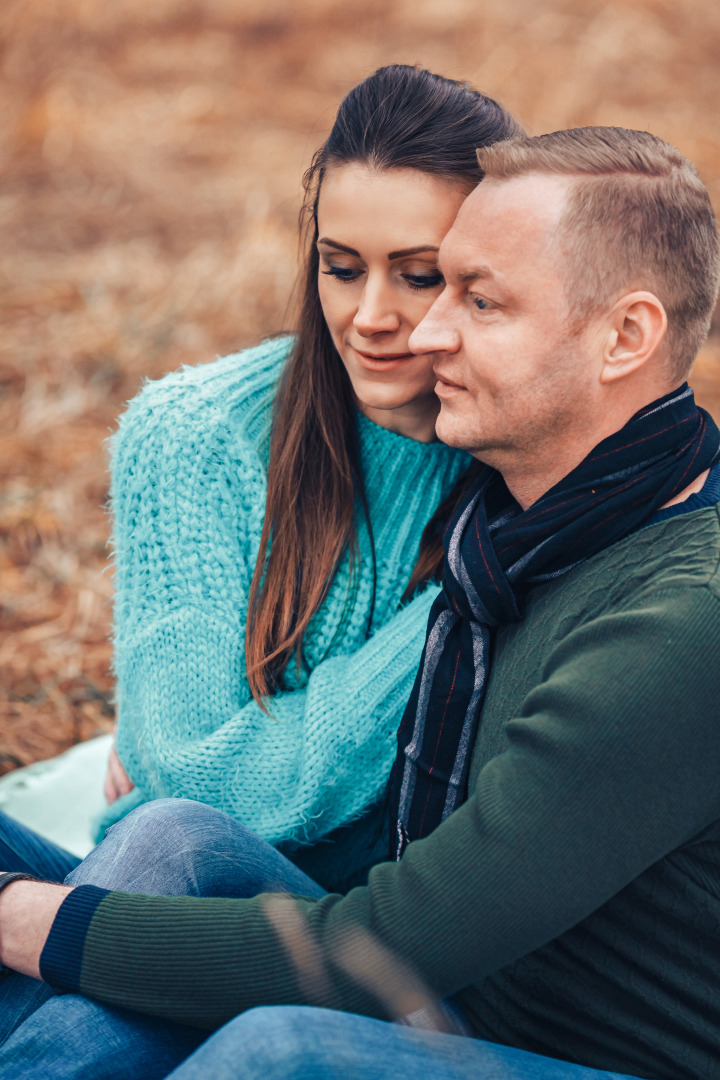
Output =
[
  {"x1": 108, "y1": 346, "x2": 439, "y2": 845},
  {"x1": 113, "y1": 586, "x2": 438, "y2": 845}
]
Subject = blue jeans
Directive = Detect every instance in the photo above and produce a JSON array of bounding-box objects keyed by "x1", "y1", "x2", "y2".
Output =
[
  {"x1": 166, "y1": 1006, "x2": 643, "y2": 1080},
  {"x1": 0, "y1": 801, "x2": 643, "y2": 1080},
  {"x1": 0, "y1": 801, "x2": 324, "y2": 1079}
]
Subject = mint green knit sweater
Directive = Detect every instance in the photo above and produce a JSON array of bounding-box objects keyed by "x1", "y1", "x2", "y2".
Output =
[{"x1": 97, "y1": 337, "x2": 469, "y2": 846}]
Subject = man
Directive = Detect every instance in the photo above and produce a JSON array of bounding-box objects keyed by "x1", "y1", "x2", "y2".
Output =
[{"x1": 1, "y1": 127, "x2": 720, "y2": 1080}]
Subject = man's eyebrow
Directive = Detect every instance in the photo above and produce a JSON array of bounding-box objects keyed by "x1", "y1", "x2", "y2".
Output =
[
  {"x1": 456, "y1": 265, "x2": 496, "y2": 283},
  {"x1": 317, "y1": 238, "x2": 360, "y2": 256}
]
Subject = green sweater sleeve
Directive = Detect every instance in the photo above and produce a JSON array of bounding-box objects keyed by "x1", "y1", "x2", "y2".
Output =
[{"x1": 42, "y1": 580, "x2": 720, "y2": 1029}]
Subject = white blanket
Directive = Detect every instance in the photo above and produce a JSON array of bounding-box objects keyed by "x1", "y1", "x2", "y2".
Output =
[{"x1": 0, "y1": 734, "x2": 112, "y2": 857}]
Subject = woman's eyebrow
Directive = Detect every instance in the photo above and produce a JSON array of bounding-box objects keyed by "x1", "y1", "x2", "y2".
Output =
[
  {"x1": 388, "y1": 245, "x2": 439, "y2": 260},
  {"x1": 317, "y1": 239, "x2": 439, "y2": 260},
  {"x1": 317, "y1": 237, "x2": 360, "y2": 255}
]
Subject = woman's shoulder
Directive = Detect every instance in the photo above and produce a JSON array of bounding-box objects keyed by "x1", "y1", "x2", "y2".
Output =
[{"x1": 113, "y1": 335, "x2": 293, "y2": 455}]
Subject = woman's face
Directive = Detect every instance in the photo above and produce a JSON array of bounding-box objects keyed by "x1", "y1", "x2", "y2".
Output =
[{"x1": 316, "y1": 164, "x2": 469, "y2": 442}]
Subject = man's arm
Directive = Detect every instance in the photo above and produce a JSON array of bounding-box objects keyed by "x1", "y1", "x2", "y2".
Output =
[
  {"x1": 5, "y1": 585, "x2": 720, "y2": 1031},
  {"x1": 0, "y1": 880, "x2": 71, "y2": 979}
]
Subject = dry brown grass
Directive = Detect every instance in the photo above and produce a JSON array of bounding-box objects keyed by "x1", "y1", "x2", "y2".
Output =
[{"x1": 2, "y1": 0, "x2": 720, "y2": 772}]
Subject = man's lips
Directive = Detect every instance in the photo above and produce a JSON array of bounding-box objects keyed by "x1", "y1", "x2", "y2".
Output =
[{"x1": 434, "y1": 368, "x2": 466, "y2": 391}]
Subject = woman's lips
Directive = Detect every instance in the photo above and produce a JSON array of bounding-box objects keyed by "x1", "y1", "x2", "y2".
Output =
[{"x1": 351, "y1": 346, "x2": 416, "y2": 372}]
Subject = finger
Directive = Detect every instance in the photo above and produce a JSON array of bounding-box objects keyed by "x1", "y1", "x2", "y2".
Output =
[
  {"x1": 105, "y1": 747, "x2": 122, "y2": 804},
  {"x1": 104, "y1": 772, "x2": 118, "y2": 805},
  {"x1": 112, "y1": 755, "x2": 133, "y2": 796}
]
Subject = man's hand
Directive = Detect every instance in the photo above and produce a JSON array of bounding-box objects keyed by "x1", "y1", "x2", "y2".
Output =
[
  {"x1": 104, "y1": 744, "x2": 135, "y2": 805},
  {"x1": 0, "y1": 880, "x2": 71, "y2": 979}
]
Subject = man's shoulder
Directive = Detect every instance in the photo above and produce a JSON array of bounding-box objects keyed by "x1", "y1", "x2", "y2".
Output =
[
  {"x1": 540, "y1": 503, "x2": 720, "y2": 616},
  {"x1": 492, "y1": 504, "x2": 720, "y2": 696},
  {"x1": 478, "y1": 504, "x2": 720, "y2": 775}
]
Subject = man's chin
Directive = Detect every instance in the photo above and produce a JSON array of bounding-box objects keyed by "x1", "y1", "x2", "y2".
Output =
[
  {"x1": 435, "y1": 416, "x2": 506, "y2": 466},
  {"x1": 435, "y1": 411, "x2": 478, "y2": 452}
]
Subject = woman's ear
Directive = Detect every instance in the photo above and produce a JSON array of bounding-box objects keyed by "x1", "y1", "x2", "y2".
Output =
[{"x1": 599, "y1": 291, "x2": 668, "y2": 384}]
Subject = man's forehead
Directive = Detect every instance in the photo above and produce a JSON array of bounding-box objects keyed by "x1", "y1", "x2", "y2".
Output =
[
  {"x1": 439, "y1": 172, "x2": 573, "y2": 277},
  {"x1": 469, "y1": 172, "x2": 574, "y2": 219}
]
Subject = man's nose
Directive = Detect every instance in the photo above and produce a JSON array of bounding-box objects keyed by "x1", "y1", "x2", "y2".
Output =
[
  {"x1": 353, "y1": 279, "x2": 400, "y2": 336},
  {"x1": 409, "y1": 293, "x2": 461, "y2": 355}
]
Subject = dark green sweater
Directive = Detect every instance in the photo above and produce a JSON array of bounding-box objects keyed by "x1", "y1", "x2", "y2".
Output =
[{"x1": 42, "y1": 506, "x2": 720, "y2": 1080}]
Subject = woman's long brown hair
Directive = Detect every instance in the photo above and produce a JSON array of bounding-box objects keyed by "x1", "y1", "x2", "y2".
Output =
[{"x1": 245, "y1": 65, "x2": 522, "y2": 706}]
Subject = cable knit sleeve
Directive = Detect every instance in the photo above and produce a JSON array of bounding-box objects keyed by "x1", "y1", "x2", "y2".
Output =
[{"x1": 101, "y1": 341, "x2": 444, "y2": 846}]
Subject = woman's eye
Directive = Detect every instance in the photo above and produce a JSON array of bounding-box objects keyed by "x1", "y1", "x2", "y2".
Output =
[
  {"x1": 404, "y1": 272, "x2": 444, "y2": 292},
  {"x1": 321, "y1": 266, "x2": 361, "y2": 284}
]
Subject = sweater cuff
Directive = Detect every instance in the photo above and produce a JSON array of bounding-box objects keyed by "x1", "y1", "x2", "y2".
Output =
[{"x1": 40, "y1": 885, "x2": 110, "y2": 991}]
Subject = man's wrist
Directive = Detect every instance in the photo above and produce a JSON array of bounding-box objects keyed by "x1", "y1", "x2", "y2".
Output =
[
  {"x1": 0, "y1": 872, "x2": 41, "y2": 975},
  {"x1": 0, "y1": 879, "x2": 72, "y2": 980}
]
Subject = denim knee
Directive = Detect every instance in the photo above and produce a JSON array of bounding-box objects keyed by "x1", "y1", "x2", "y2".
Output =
[
  {"x1": 168, "y1": 1007, "x2": 336, "y2": 1080},
  {"x1": 65, "y1": 798, "x2": 235, "y2": 893},
  {"x1": 111, "y1": 797, "x2": 231, "y2": 840}
]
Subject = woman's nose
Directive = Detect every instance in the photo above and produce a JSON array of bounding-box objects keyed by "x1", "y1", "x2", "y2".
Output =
[{"x1": 353, "y1": 281, "x2": 400, "y2": 336}]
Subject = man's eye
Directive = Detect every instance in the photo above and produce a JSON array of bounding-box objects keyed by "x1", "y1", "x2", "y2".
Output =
[
  {"x1": 321, "y1": 266, "x2": 361, "y2": 283},
  {"x1": 473, "y1": 296, "x2": 492, "y2": 310},
  {"x1": 404, "y1": 272, "x2": 444, "y2": 292}
]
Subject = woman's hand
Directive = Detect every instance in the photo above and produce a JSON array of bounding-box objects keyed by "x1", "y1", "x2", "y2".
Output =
[{"x1": 104, "y1": 744, "x2": 135, "y2": 805}]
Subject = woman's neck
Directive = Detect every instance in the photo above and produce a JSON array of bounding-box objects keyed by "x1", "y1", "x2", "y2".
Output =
[{"x1": 357, "y1": 394, "x2": 440, "y2": 443}]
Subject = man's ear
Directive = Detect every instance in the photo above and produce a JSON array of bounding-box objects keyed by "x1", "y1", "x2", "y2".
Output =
[{"x1": 599, "y1": 291, "x2": 668, "y2": 384}]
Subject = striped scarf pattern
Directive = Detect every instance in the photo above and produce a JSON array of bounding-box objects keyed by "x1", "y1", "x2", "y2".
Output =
[{"x1": 389, "y1": 384, "x2": 720, "y2": 859}]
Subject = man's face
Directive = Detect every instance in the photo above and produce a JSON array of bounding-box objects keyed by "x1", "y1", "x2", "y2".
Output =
[{"x1": 409, "y1": 174, "x2": 602, "y2": 464}]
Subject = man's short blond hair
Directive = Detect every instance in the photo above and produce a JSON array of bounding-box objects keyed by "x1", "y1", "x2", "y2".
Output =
[{"x1": 477, "y1": 128, "x2": 719, "y2": 377}]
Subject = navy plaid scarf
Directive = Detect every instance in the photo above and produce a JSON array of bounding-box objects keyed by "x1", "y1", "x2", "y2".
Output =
[{"x1": 389, "y1": 384, "x2": 720, "y2": 859}]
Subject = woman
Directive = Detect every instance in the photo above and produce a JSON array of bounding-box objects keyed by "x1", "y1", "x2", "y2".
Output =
[
  {"x1": 90, "y1": 63, "x2": 522, "y2": 890},
  {"x1": 0, "y1": 62, "x2": 523, "y2": 1077},
  {"x1": 2, "y1": 67, "x2": 521, "y2": 883}
]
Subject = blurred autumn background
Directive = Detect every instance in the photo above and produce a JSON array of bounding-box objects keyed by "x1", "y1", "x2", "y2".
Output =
[{"x1": 2, "y1": 0, "x2": 720, "y2": 774}]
